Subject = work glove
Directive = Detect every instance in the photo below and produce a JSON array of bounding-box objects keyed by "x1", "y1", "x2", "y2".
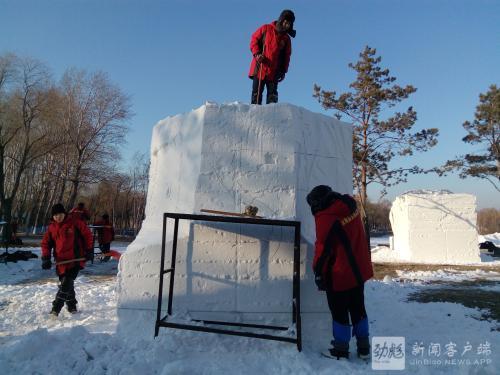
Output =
[
  {"x1": 85, "y1": 250, "x2": 94, "y2": 262},
  {"x1": 254, "y1": 54, "x2": 264, "y2": 64},
  {"x1": 277, "y1": 73, "x2": 285, "y2": 82},
  {"x1": 314, "y1": 273, "x2": 326, "y2": 291},
  {"x1": 41, "y1": 257, "x2": 52, "y2": 270}
]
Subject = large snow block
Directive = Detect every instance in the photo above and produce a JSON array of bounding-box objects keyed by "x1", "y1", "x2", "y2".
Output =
[
  {"x1": 389, "y1": 191, "x2": 480, "y2": 263},
  {"x1": 117, "y1": 102, "x2": 352, "y2": 335}
]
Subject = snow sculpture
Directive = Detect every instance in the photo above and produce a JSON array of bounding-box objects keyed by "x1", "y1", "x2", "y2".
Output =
[
  {"x1": 389, "y1": 190, "x2": 480, "y2": 263},
  {"x1": 117, "y1": 102, "x2": 352, "y2": 334}
]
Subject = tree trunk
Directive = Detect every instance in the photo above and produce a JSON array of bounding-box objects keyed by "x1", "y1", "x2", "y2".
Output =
[
  {"x1": 57, "y1": 177, "x2": 66, "y2": 203},
  {"x1": 361, "y1": 124, "x2": 371, "y2": 249},
  {"x1": 2, "y1": 198, "x2": 13, "y2": 245}
]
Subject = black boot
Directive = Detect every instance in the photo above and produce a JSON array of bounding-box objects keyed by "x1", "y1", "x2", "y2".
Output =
[
  {"x1": 327, "y1": 347, "x2": 349, "y2": 360},
  {"x1": 357, "y1": 337, "x2": 370, "y2": 359},
  {"x1": 50, "y1": 299, "x2": 63, "y2": 316},
  {"x1": 323, "y1": 340, "x2": 349, "y2": 360},
  {"x1": 67, "y1": 302, "x2": 78, "y2": 314},
  {"x1": 66, "y1": 296, "x2": 78, "y2": 313}
]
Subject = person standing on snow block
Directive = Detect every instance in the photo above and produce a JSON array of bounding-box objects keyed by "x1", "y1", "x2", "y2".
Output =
[
  {"x1": 306, "y1": 185, "x2": 374, "y2": 360},
  {"x1": 69, "y1": 202, "x2": 91, "y2": 222},
  {"x1": 93, "y1": 213, "x2": 115, "y2": 262},
  {"x1": 41, "y1": 203, "x2": 93, "y2": 316},
  {"x1": 249, "y1": 9, "x2": 295, "y2": 105}
]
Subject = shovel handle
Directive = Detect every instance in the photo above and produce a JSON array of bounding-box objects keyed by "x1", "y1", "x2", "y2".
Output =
[{"x1": 56, "y1": 257, "x2": 86, "y2": 266}]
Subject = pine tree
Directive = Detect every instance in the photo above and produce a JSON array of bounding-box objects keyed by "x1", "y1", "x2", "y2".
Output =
[
  {"x1": 314, "y1": 46, "x2": 439, "y2": 215},
  {"x1": 440, "y1": 85, "x2": 499, "y2": 191}
]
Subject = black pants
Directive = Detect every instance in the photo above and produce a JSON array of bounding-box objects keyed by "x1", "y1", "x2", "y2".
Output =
[
  {"x1": 251, "y1": 76, "x2": 278, "y2": 104},
  {"x1": 52, "y1": 266, "x2": 79, "y2": 312},
  {"x1": 100, "y1": 243, "x2": 111, "y2": 261},
  {"x1": 326, "y1": 285, "x2": 367, "y2": 326}
]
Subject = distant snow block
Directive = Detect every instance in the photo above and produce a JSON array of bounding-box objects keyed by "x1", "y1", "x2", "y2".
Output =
[
  {"x1": 389, "y1": 191, "x2": 480, "y2": 264},
  {"x1": 118, "y1": 102, "x2": 352, "y2": 333}
]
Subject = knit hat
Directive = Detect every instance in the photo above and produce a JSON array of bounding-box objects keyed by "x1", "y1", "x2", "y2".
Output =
[
  {"x1": 279, "y1": 9, "x2": 295, "y2": 23},
  {"x1": 278, "y1": 9, "x2": 296, "y2": 38},
  {"x1": 51, "y1": 203, "x2": 66, "y2": 217},
  {"x1": 306, "y1": 185, "x2": 335, "y2": 215}
]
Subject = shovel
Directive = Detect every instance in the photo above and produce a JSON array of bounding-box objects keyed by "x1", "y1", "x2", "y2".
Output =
[
  {"x1": 55, "y1": 250, "x2": 121, "y2": 266},
  {"x1": 56, "y1": 258, "x2": 86, "y2": 266}
]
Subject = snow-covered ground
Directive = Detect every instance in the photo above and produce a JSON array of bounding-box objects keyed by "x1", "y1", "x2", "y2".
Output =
[{"x1": 1, "y1": 243, "x2": 499, "y2": 374}]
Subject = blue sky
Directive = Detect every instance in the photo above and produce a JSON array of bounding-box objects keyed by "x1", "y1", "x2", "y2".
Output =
[{"x1": 1, "y1": 0, "x2": 498, "y2": 208}]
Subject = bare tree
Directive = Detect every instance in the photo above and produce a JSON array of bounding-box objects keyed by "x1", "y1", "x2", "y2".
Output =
[
  {"x1": 58, "y1": 68, "x2": 132, "y2": 209},
  {"x1": 0, "y1": 54, "x2": 55, "y2": 241},
  {"x1": 477, "y1": 208, "x2": 500, "y2": 235}
]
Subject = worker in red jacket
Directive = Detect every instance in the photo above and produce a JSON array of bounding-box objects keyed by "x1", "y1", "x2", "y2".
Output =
[
  {"x1": 307, "y1": 185, "x2": 374, "y2": 360},
  {"x1": 93, "y1": 213, "x2": 115, "y2": 262},
  {"x1": 41, "y1": 203, "x2": 93, "y2": 316},
  {"x1": 69, "y1": 202, "x2": 91, "y2": 222},
  {"x1": 248, "y1": 9, "x2": 295, "y2": 104}
]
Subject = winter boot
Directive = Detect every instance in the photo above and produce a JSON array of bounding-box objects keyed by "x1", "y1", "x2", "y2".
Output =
[
  {"x1": 49, "y1": 308, "x2": 60, "y2": 317},
  {"x1": 51, "y1": 298, "x2": 64, "y2": 317},
  {"x1": 322, "y1": 340, "x2": 349, "y2": 360},
  {"x1": 322, "y1": 321, "x2": 351, "y2": 359},
  {"x1": 67, "y1": 301, "x2": 78, "y2": 314},
  {"x1": 353, "y1": 317, "x2": 370, "y2": 359},
  {"x1": 357, "y1": 337, "x2": 370, "y2": 359}
]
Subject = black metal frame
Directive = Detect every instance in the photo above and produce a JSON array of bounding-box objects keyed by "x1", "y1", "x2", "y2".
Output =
[{"x1": 154, "y1": 212, "x2": 302, "y2": 351}]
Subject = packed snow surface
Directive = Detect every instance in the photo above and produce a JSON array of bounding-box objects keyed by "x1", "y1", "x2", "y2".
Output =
[{"x1": 1, "y1": 246, "x2": 499, "y2": 374}]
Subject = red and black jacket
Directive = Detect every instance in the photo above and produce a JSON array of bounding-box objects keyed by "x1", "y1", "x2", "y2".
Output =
[
  {"x1": 312, "y1": 195, "x2": 373, "y2": 291},
  {"x1": 41, "y1": 216, "x2": 93, "y2": 275},
  {"x1": 248, "y1": 21, "x2": 292, "y2": 82}
]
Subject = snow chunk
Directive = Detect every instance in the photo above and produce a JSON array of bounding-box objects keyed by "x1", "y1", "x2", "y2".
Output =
[
  {"x1": 118, "y1": 102, "x2": 353, "y2": 334},
  {"x1": 389, "y1": 191, "x2": 480, "y2": 264}
]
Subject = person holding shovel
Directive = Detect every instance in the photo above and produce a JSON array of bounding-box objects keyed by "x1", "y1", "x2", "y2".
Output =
[
  {"x1": 248, "y1": 9, "x2": 295, "y2": 104},
  {"x1": 41, "y1": 203, "x2": 93, "y2": 316}
]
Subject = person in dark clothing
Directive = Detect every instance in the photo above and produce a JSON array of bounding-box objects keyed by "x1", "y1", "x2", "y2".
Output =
[
  {"x1": 93, "y1": 213, "x2": 115, "y2": 262},
  {"x1": 41, "y1": 204, "x2": 93, "y2": 316},
  {"x1": 248, "y1": 9, "x2": 296, "y2": 104},
  {"x1": 306, "y1": 185, "x2": 374, "y2": 360}
]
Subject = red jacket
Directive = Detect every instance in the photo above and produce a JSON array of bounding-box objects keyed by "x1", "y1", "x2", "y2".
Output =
[
  {"x1": 41, "y1": 216, "x2": 93, "y2": 274},
  {"x1": 312, "y1": 199, "x2": 373, "y2": 291},
  {"x1": 248, "y1": 22, "x2": 292, "y2": 81},
  {"x1": 93, "y1": 219, "x2": 115, "y2": 245},
  {"x1": 69, "y1": 207, "x2": 91, "y2": 221}
]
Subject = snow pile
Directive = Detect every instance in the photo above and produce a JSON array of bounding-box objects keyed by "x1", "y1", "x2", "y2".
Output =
[
  {"x1": 389, "y1": 191, "x2": 480, "y2": 264},
  {"x1": 118, "y1": 102, "x2": 353, "y2": 336}
]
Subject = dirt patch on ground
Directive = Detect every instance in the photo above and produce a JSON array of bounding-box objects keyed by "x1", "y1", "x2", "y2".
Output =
[
  {"x1": 373, "y1": 262, "x2": 500, "y2": 330},
  {"x1": 407, "y1": 287, "x2": 500, "y2": 331},
  {"x1": 373, "y1": 262, "x2": 500, "y2": 280}
]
